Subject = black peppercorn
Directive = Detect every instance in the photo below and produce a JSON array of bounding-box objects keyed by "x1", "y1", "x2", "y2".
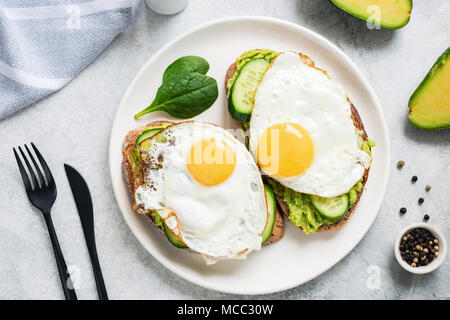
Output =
[
  {"x1": 412, "y1": 176, "x2": 418, "y2": 182},
  {"x1": 418, "y1": 197, "x2": 424, "y2": 204},
  {"x1": 400, "y1": 207, "x2": 407, "y2": 214},
  {"x1": 399, "y1": 228, "x2": 439, "y2": 268},
  {"x1": 423, "y1": 214, "x2": 430, "y2": 221}
]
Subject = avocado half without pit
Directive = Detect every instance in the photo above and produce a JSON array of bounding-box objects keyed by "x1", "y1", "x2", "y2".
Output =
[
  {"x1": 329, "y1": 0, "x2": 412, "y2": 29},
  {"x1": 408, "y1": 48, "x2": 450, "y2": 130}
]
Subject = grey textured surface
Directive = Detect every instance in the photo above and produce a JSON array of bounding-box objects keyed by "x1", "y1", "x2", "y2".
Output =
[{"x1": 0, "y1": 0, "x2": 449, "y2": 300}]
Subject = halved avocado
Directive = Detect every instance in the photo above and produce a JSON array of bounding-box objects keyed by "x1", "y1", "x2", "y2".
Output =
[
  {"x1": 408, "y1": 48, "x2": 450, "y2": 130},
  {"x1": 330, "y1": 0, "x2": 412, "y2": 29}
]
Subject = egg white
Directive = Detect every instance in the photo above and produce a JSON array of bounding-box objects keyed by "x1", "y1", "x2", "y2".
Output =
[
  {"x1": 249, "y1": 52, "x2": 371, "y2": 198},
  {"x1": 135, "y1": 122, "x2": 267, "y2": 264}
]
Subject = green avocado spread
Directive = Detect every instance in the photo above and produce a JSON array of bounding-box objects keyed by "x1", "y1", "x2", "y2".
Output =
[
  {"x1": 228, "y1": 49, "x2": 376, "y2": 234},
  {"x1": 151, "y1": 211, "x2": 163, "y2": 228}
]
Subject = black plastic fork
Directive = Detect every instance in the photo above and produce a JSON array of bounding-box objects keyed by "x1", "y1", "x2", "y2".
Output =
[{"x1": 13, "y1": 143, "x2": 77, "y2": 300}]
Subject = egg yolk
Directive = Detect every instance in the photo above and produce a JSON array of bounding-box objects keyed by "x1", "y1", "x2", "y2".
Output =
[
  {"x1": 187, "y1": 138, "x2": 236, "y2": 186},
  {"x1": 257, "y1": 123, "x2": 314, "y2": 177}
]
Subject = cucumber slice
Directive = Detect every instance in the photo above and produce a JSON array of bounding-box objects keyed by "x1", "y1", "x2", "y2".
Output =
[
  {"x1": 135, "y1": 122, "x2": 172, "y2": 144},
  {"x1": 163, "y1": 222, "x2": 187, "y2": 248},
  {"x1": 309, "y1": 194, "x2": 349, "y2": 221},
  {"x1": 261, "y1": 183, "x2": 276, "y2": 244},
  {"x1": 229, "y1": 58, "x2": 270, "y2": 122},
  {"x1": 136, "y1": 128, "x2": 161, "y2": 144}
]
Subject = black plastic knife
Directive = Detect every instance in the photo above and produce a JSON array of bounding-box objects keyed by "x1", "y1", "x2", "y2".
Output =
[{"x1": 64, "y1": 164, "x2": 108, "y2": 300}]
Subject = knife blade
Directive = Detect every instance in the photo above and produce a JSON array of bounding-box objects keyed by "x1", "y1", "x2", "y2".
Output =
[{"x1": 64, "y1": 164, "x2": 108, "y2": 300}]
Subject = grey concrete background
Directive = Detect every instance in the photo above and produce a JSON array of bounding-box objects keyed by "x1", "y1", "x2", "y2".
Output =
[{"x1": 0, "y1": 0, "x2": 449, "y2": 299}]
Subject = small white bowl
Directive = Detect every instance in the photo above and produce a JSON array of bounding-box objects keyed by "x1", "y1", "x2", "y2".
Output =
[{"x1": 394, "y1": 223, "x2": 447, "y2": 274}]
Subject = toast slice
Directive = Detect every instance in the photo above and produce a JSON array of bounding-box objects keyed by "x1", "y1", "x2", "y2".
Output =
[
  {"x1": 225, "y1": 51, "x2": 371, "y2": 233},
  {"x1": 121, "y1": 120, "x2": 284, "y2": 245}
]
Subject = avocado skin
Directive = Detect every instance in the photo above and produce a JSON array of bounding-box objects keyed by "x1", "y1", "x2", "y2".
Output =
[
  {"x1": 329, "y1": 0, "x2": 412, "y2": 29},
  {"x1": 408, "y1": 48, "x2": 450, "y2": 130}
]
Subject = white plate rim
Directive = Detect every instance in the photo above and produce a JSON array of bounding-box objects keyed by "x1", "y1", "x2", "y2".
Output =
[{"x1": 108, "y1": 16, "x2": 391, "y2": 295}]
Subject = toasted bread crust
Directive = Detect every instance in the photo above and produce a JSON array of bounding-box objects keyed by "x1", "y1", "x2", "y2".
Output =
[
  {"x1": 122, "y1": 120, "x2": 283, "y2": 244},
  {"x1": 226, "y1": 62, "x2": 237, "y2": 86},
  {"x1": 225, "y1": 51, "x2": 371, "y2": 233}
]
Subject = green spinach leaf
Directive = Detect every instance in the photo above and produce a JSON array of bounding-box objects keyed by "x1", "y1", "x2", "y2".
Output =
[
  {"x1": 162, "y1": 56, "x2": 209, "y2": 82},
  {"x1": 135, "y1": 72, "x2": 218, "y2": 119}
]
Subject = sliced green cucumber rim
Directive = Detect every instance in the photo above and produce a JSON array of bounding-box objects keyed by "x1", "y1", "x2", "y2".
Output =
[
  {"x1": 163, "y1": 221, "x2": 187, "y2": 249},
  {"x1": 135, "y1": 122, "x2": 172, "y2": 144},
  {"x1": 309, "y1": 193, "x2": 349, "y2": 221},
  {"x1": 261, "y1": 183, "x2": 276, "y2": 244},
  {"x1": 228, "y1": 58, "x2": 270, "y2": 122}
]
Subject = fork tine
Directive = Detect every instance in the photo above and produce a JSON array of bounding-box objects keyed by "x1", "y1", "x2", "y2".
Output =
[
  {"x1": 25, "y1": 144, "x2": 46, "y2": 187},
  {"x1": 13, "y1": 148, "x2": 32, "y2": 192},
  {"x1": 18, "y1": 146, "x2": 39, "y2": 189},
  {"x1": 31, "y1": 143, "x2": 55, "y2": 187}
]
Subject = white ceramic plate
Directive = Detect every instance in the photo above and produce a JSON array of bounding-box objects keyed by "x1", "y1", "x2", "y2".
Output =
[{"x1": 109, "y1": 16, "x2": 390, "y2": 295}]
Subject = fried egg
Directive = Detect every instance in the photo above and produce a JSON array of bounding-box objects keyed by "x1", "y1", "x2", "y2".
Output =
[
  {"x1": 135, "y1": 122, "x2": 267, "y2": 264},
  {"x1": 249, "y1": 52, "x2": 371, "y2": 198}
]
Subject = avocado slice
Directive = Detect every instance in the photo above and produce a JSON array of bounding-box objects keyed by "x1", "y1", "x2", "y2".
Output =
[
  {"x1": 408, "y1": 48, "x2": 450, "y2": 130},
  {"x1": 330, "y1": 0, "x2": 412, "y2": 29}
]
